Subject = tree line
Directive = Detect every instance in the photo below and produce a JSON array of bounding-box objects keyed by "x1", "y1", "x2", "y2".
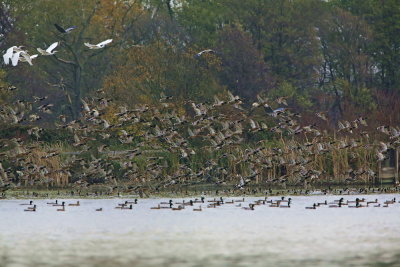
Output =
[{"x1": 0, "y1": 0, "x2": 399, "y2": 126}]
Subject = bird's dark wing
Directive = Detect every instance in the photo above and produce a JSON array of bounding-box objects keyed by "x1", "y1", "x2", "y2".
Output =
[
  {"x1": 263, "y1": 105, "x2": 273, "y2": 114},
  {"x1": 54, "y1": 23, "x2": 66, "y2": 33}
]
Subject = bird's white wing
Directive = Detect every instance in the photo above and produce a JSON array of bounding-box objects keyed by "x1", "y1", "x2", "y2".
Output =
[
  {"x1": 97, "y1": 39, "x2": 113, "y2": 47},
  {"x1": 3, "y1": 47, "x2": 15, "y2": 64},
  {"x1": 3, "y1": 53, "x2": 9, "y2": 65},
  {"x1": 46, "y1": 42, "x2": 58, "y2": 53},
  {"x1": 11, "y1": 51, "x2": 22, "y2": 66}
]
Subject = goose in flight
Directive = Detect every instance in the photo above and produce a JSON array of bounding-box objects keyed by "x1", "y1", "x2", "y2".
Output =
[
  {"x1": 3, "y1": 46, "x2": 24, "y2": 65},
  {"x1": 84, "y1": 39, "x2": 113, "y2": 49},
  {"x1": 18, "y1": 54, "x2": 38, "y2": 65},
  {"x1": 54, "y1": 23, "x2": 77, "y2": 34},
  {"x1": 195, "y1": 49, "x2": 216, "y2": 58},
  {"x1": 37, "y1": 42, "x2": 58, "y2": 56},
  {"x1": 11, "y1": 50, "x2": 35, "y2": 66}
]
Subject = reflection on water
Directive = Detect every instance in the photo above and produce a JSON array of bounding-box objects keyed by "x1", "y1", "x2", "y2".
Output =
[{"x1": 1, "y1": 194, "x2": 400, "y2": 267}]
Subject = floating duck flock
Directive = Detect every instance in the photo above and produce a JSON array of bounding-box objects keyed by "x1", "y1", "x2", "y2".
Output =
[
  {"x1": 16, "y1": 195, "x2": 399, "y2": 213},
  {"x1": 1, "y1": 22, "x2": 400, "y2": 196}
]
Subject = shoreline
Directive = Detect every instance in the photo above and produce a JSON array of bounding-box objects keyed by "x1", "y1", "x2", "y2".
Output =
[{"x1": 2, "y1": 186, "x2": 399, "y2": 200}]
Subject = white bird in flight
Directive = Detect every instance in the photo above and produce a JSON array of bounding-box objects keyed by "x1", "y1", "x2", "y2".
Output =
[
  {"x1": 11, "y1": 50, "x2": 35, "y2": 66},
  {"x1": 84, "y1": 39, "x2": 113, "y2": 49},
  {"x1": 18, "y1": 54, "x2": 38, "y2": 66},
  {"x1": 37, "y1": 42, "x2": 59, "y2": 56},
  {"x1": 3, "y1": 46, "x2": 24, "y2": 65}
]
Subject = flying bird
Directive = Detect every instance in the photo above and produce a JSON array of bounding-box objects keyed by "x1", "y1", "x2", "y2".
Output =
[
  {"x1": 3, "y1": 46, "x2": 24, "y2": 65},
  {"x1": 84, "y1": 39, "x2": 113, "y2": 49},
  {"x1": 195, "y1": 49, "x2": 216, "y2": 58},
  {"x1": 54, "y1": 23, "x2": 77, "y2": 34},
  {"x1": 18, "y1": 54, "x2": 38, "y2": 65},
  {"x1": 11, "y1": 50, "x2": 35, "y2": 66},
  {"x1": 37, "y1": 42, "x2": 59, "y2": 56}
]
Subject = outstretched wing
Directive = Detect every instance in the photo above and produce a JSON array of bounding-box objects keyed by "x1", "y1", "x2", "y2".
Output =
[
  {"x1": 97, "y1": 39, "x2": 113, "y2": 47},
  {"x1": 54, "y1": 24, "x2": 66, "y2": 33},
  {"x1": 3, "y1": 47, "x2": 15, "y2": 64},
  {"x1": 11, "y1": 51, "x2": 21, "y2": 66},
  {"x1": 47, "y1": 42, "x2": 59, "y2": 53},
  {"x1": 65, "y1": 26, "x2": 77, "y2": 33}
]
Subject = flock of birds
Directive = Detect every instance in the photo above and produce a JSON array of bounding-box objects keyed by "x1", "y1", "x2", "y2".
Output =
[
  {"x1": 17, "y1": 195, "x2": 399, "y2": 212},
  {"x1": 2, "y1": 23, "x2": 113, "y2": 67},
  {"x1": 1, "y1": 21, "x2": 400, "y2": 196}
]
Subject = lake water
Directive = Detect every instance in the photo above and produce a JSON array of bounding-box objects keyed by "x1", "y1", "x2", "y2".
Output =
[{"x1": 1, "y1": 194, "x2": 400, "y2": 267}]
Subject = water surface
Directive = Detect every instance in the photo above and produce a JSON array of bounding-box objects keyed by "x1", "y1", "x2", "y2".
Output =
[{"x1": 1, "y1": 194, "x2": 399, "y2": 267}]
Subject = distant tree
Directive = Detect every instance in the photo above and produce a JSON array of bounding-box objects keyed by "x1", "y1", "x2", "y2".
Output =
[
  {"x1": 102, "y1": 40, "x2": 223, "y2": 106},
  {"x1": 318, "y1": 7, "x2": 375, "y2": 116},
  {"x1": 0, "y1": 2, "x2": 13, "y2": 45},
  {"x1": 333, "y1": 0, "x2": 400, "y2": 91},
  {"x1": 217, "y1": 25, "x2": 271, "y2": 101}
]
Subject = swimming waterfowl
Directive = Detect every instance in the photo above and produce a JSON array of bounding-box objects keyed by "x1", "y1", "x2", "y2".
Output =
[
  {"x1": 269, "y1": 201, "x2": 280, "y2": 207},
  {"x1": 121, "y1": 204, "x2": 133, "y2": 210},
  {"x1": 193, "y1": 197, "x2": 205, "y2": 203},
  {"x1": 126, "y1": 199, "x2": 138, "y2": 204},
  {"x1": 384, "y1": 198, "x2": 396, "y2": 204},
  {"x1": 26, "y1": 204, "x2": 36, "y2": 210},
  {"x1": 47, "y1": 200, "x2": 58, "y2": 205},
  {"x1": 329, "y1": 202, "x2": 342, "y2": 208},
  {"x1": 317, "y1": 200, "x2": 327, "y2": 206},
  {"x1": 193, "y1": 197, "x2": 204, "y2": 203},
  {"x1": 57, "y1": 205, "x2": 65, "y2": 211},
  {"x1": 305, "y1": 203, "x2": 317, "y2": 209},
  {"x1": 160, "y1": 203, "x2": 173, "y2": 209},
  {"x1": 254, "y1": 200, "x2": 266, "y2": 205},
  {"x1": 118, "y1": 201, "x2": 129, "y2": 206},
  {"x1": 96, "y1": 208, "x2": 103, "y2": 211},
  {"x1": 193, "y1": 206, "x2": 202, "y2": 211},
  {"x1": 20, "y1": 200, "x2": 33, "y2": 206},
  {"x1": 242, "y1": 204, "x2": 255, "y2": 210},
  {"x1": 280, "y1": 197, "x2": 291, "y2": 202},
  {"x1": 68, "y1": 201, "x2": 80, "y2": 206},
  {"x1": 24, "y1": 205, "x2": 36, "y2": 211},
  {"x1": 172, "y1": 205, "x2": 184, "y2": 210},
  {"x1": 53, "y1": 201, "x2": 65, "y2": 207},
  {"x1": 184, "y1": 200, "x2": 194, "y2": 206},
  {"x1": 348, "y1": 198, "x2": 365, "y2": 203},
  {"x1": 331, "y1": 198, "x2": 344, "y2": 204}
]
